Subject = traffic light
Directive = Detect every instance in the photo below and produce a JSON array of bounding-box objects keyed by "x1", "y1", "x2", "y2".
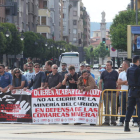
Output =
[
  {"x1": 106, "y1": 46, "x2": 108, "y2": 50},
  {"x1": 102, "y1": 38, "x2": 106, "y2": 44}
]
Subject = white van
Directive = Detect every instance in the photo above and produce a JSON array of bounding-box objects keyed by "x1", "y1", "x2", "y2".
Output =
[{"x1": 59, "y1": 52, "x2": 80, "y2": 72}]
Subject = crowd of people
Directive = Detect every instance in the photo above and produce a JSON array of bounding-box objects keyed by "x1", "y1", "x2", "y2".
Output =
[{"x1": 0, "y1": 56, "x2": 140, "y2": 131}]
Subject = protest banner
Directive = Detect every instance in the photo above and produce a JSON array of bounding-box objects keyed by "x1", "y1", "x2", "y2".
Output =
[
  {"x1": 0, "y1": 89, "x2": 32, "y2": 123},
  {"x1": 32, "y1": 89, "x2": 101, "y2": 124}
]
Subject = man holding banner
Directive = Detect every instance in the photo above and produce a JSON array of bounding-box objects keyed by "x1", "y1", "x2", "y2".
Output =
[
  {"x1": 0, "y1": 64, "x2": 12, "y2": 93},
  {"x1": 77, "y1": 70, "x2": 97, "y2": 92}
]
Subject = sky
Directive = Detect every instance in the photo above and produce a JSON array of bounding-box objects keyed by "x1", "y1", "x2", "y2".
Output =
[{"x1": 82, "y1": 0, "x2": 130, "y2": 22}]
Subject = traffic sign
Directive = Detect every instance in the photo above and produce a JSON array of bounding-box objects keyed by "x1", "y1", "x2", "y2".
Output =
[
  {"x1": 118, "y1": 52, "x2": 127, "y2": 58},
  {"x1": 110, "y1": 46, "x2": 117, "y2": 57}
]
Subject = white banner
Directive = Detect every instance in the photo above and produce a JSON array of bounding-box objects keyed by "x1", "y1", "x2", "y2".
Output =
[{"x1": 32, "y1": 89, "x2": 101, "y2": 124}]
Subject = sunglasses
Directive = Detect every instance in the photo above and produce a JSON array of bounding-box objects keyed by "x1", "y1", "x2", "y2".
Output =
[
  {"x1": 35, "y1": 67, "x2": 40, "y2": 68},
  {"x1": 28, "y1": 66, "x2": 32, "y2": 67},
  {"x1": 53, "y1": 67, "x2": 58, "y2": 69},
  {"x1": 15, "y1": 72, "x2": 20, "y2": 74}
]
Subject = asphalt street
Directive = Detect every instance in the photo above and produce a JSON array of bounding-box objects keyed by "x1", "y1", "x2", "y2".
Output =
[{"x1": 0, "y1": 123, "x2": 140, "y2": 140}]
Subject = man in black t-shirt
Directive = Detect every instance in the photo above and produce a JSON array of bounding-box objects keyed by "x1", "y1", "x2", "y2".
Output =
[
  {"x1": 59, "y1": 63, "x2": 68, "y2": 89},
  {"x1": 42, "y1": 64, "x2": 62, "y2": 89},
  {"x1": 62, "y1": 65, "x2": 79, "y2": 89},
  {"x1": 44, "y1": 60, "x2": 53, "y2": 78},
  {"x1": 99, "y1": 61, "x2": 118, "y2": 126}
]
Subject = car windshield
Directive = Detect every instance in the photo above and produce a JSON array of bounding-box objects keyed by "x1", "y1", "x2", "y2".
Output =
[{"x1": 94, "y1": 64, "x2": 98, "y2": 66}]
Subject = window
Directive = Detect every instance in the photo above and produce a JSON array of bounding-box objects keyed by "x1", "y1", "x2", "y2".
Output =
[
  {"x1": 73, "y1": 2, "x2": 77, "y2": 7},
  {"x1": 41, "y1": 17, "x2": 46, "y2": 25},
  {"x1": 73, "y1": 38, "x2": 77, "y2": 43},
  {"x1": 73, "y1": 20, "x2": 77, "y2": 25},
  {"x1": 73, "y1": 29, "x2": 77, "y2": 34},
  {"x1": 73, "y1": 11, "x2": 77, "y2": 16},
  {"x1": 43, "y1": 1, "x2": 47, "y2": 9},
  {"x1": 63, "y1": 1, "x2": 66, "y2": 8},
  {"x1": 96, "y1": 33, "x2": 98, "y2": 37},
  {"x1": 78, "y1": 33, "x2": 80, "y2": 38},
  {"x1": 42, "y1": 33, "x2": 47, "y2": 38},
  {"x1": 63, "y1": 13, "x2": 66, "y2": 19},
  {"x1": 38, "y1": 16, "x2": 40, "y2": 25}
]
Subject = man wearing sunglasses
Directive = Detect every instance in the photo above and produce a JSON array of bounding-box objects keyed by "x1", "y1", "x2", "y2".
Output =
[
  {"x1": 42, "y1": 64, "x2": 62, "y2": 90},
  {"x1": 0, "y1": 64, "x2": 12, "y2": 93},
  {"x1": 24, "y1": 63, "x2": 45, "y2": 90},
  {"x1": 24, "y1": 62, "x2": 35, "y2": 89}
]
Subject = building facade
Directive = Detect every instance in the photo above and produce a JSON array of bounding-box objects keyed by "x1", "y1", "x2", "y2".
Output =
[
  {"x1": 0, "y1": 0, "x2": 5, "y2": 23},
  {"x1": 69, "y1": 0, "x2": 81, "y2": 46},
  {"x1": 5, "y1": 0, "x2": 38, "y2": 32},
  {"x1": 37, "y1": 0, "x2": 51, "y2": 38},
  {"x1": 49, "y1": 0, "x2": 62, "y2": 41},
  {"x1": 83, "y1": 7, "x2": 90, "y2": 47},
  {"x1": 90, "y1": 29, "x2": 111, "y2": 48}
]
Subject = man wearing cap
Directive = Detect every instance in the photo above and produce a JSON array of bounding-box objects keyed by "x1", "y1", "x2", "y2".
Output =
[
  {"x1": 124, "y1": 56, "x2": 140, "y2": 132},
  {"x1": 59, "y1": 63, "x2": 68, "y2": 89},
  {"x1": 78, "y1": 63, "x2": 85, "y2": 77}
]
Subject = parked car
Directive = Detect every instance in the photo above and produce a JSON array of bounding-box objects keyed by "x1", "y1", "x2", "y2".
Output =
[
  {"x1": 93, "y1": 64, "x2": 99, "y2": 69},
  {"x1": 100, "y1": 65, "x2": 106, "y2": 69}
]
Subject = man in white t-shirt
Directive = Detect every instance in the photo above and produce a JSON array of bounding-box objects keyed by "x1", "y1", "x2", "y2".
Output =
[
  {"x1": 117, "y1": 60, "x2": 138, "y2": 127},
  {"x1": 24, "y1": 62, "x2": 35, "y2": 89}
]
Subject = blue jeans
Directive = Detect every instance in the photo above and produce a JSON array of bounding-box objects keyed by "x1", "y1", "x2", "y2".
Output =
[{"x1": 119, "y1": 92, "x2": 138, "y2": 123}]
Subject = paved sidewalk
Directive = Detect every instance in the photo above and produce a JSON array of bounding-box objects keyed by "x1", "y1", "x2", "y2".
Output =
[{"x1": 0, "y1": 123, "x2": 140, "y2": 140}]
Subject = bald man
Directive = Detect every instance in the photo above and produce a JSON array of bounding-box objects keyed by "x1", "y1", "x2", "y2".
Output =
[{"x1": 42, "y1": 64, "x2": 62, "y2": 90}]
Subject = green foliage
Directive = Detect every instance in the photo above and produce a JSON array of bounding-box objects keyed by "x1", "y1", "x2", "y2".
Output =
[
  {"x1": 93, "y1": 43, "x2": 109, "y2": 59},
  {"x1": 84, "y1": 46, "x2": 94, "y2": 63},
  {"x1": 110, "y1": 10, "x2": 140, "y2": 51},
  {"x1": 23, "y1": 32, "x2": 43, "y2": 58},
  {"x1": 0, "y1": 32, "x2": 6, "y2": 54},
  {"x1": 0, "y1": 23, "x2": 23, "y2": 55}
]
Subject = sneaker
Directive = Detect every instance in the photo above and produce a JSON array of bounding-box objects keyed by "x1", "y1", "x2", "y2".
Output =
[
  {"x1": 111, "y1": 122, "x2": 117, "y2": 126},
  {"x1": 133, "y1": 122, "x2": 138, "y2": 127},
  {"x1": 102, "y1": 122, "x2": 110, "y2": 126},
  {"x1": 117, "y1": 122, "x2": 123, "y2": 126}
]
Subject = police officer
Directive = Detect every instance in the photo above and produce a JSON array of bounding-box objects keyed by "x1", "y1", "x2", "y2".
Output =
[{"x1": 124, "y1": 56, "x2": 140, "y2": 132}]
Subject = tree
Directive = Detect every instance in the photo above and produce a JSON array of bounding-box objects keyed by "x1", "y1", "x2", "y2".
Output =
[
  {"x1": 0, "y1": 32, "x2": 6, "y2": 54},
  {"x1": 0, "y1": 32, "x2": 6, "y2": 63},
  {"x1": 93, "y1": 43, "x2": 109, "y2": 62},
  {"x1": 23, "y1": 32, "x2": 42, "y2": 58},
  {"x1": 110, "y1": 10, "x2": 140, "y2": 51},
  {"x1": 0, "y1": 23, "x2": 23, "y2": 55}
]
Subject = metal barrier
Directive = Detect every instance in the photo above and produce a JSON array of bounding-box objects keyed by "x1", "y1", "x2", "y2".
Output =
[{"x1": 99, "y1": 89, "x2": 138, "y2": 126}]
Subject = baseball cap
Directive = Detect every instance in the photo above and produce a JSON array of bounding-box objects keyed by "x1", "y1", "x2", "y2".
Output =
[{"x1": 99, "y1": 68, "x2": 105, "y2": 72}]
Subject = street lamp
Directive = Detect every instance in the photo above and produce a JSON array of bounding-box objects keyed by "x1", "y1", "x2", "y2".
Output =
[
  {"x1": 45, "y1": 42, "x2": 48, "y2": 46},
  {"x1": 5, "y1": 30, "x2": 10, "y2": 37},
  {"x1": 20, "y1": 31, "x2": 24, "y2": 41},
  {"x1": 57, "y1": 46, "x2": 59, "y2": 50}
]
